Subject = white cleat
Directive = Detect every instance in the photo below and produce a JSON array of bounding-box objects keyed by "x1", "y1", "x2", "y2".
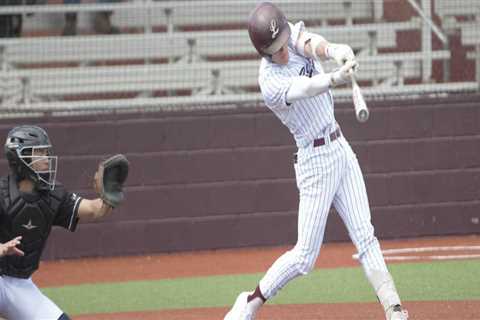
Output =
[
  {"x1": 387, "y1": 304, "x2": 409, "y2": 320},
  {"x1": 224, "y1": 291, "x2": 254, "y2": 320}
]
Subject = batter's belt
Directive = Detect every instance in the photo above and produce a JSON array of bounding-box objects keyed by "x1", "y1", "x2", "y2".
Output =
[{"x1": 294, "y1": 127, "x2": 342, "y2": 164}]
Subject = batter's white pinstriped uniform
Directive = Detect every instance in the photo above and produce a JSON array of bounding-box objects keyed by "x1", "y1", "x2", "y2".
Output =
[{"x1": 257, "y1": 22, "x2": 389, "y2": 300}]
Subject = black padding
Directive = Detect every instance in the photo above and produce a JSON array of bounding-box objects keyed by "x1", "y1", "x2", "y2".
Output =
[{"x1": 58, "y1": 313, "x2": 71, "y2": 320}]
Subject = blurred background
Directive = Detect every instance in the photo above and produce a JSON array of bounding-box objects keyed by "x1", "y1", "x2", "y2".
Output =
[
  {"x1": 0, "y1": 0, "x2": 478, "y2": 115},
  {"x1": 0, "y1": 0, "x2": 479, "y2": 260}
]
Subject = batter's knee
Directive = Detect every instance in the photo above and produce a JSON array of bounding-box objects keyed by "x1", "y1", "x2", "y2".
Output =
[
  {"x1": 291, "y1": 248, "x2": 317, "y2": 275},
  {"x1": 58, "y1": 313, "x2": 71, "y2": 320},
  {"x1": 356, "y1": 234, "x2": 379, "y2": 258}
]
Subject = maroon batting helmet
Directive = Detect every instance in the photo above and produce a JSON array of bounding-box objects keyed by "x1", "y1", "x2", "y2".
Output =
[{"x1": 248, "y1": 2, "x2": 291, "y2": 56}]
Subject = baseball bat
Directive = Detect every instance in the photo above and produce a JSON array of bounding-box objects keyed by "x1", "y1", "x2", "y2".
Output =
[{"x1": 350, "y1": 74, "x2": 369, "y2": 123}]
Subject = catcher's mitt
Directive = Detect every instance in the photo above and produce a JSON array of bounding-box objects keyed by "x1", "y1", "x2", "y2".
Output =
[{"x1": 94, "y1": 154, "x2": 129, "y2": 208}]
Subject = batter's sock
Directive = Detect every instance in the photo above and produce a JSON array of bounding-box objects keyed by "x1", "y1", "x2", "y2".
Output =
[
  {"x1": 248, "y1": 285, "x2": 266, "y2": 303},
  {"x1": 246, "y1": 285, "x2": 266, "y2": 314}
]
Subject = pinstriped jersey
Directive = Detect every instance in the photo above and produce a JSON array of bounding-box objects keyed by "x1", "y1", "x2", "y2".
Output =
[{"x1": 258, "y1": 21, "x2": 336, "y2": 148}]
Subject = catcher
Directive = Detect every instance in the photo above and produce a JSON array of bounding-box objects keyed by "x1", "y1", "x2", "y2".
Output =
[{"x1": 0, "y1": 125, "x2": 129, "y2": 320}]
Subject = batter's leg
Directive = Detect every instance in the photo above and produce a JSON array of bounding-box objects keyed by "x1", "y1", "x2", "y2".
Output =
[
  {"x1": 240, "y1": 156, "x2": 343, "y2": 318},
  {"x1": 258, "y1": 184, "x2": 333, "y2": 299},
  {"x1": 332, "y1": 151, "x2": 405, "y2": 318}
]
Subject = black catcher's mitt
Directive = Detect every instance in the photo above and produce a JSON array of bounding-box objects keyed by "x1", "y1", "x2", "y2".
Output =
[{"x1": 94, "y1": 154, "x2": 129, "y2": 208}]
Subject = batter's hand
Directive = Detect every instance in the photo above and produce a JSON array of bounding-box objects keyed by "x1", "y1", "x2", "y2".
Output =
[
  {"x1": 0, "y1": 236, "x2": 24, "y2": 257},
  {"x1": 326, "y1": 43, "x2": 356, "y2": 67},
  {"x1": 330, "y1": 60, "x2": 358, "y2": 87}
]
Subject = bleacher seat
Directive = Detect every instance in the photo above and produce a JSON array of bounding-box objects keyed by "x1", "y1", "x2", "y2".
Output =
[
  {"x1": 435, "y1": 0, "x2": 480, "y2": 19},
  {"x1": 0, "y1": 50, "x2": 451, "y2": 105},
  {"x1": 0, "y1": 0, "x2": 471, "y2": 115},
  {"x1": 112, "y1": 0, "x2": 376, "y2": 32},
  {"x1": 436, "y1": 3, "x2": 479, "y2": 82},
  {"x1": 13, "y1": 0, "x2": 377, "y2": 35},
  {"x1": 0, "y1": 18, "x2": 421, "y2": 69},
  {"x1": 435, "y1": 0, "x2": 479, "y2": 37}
]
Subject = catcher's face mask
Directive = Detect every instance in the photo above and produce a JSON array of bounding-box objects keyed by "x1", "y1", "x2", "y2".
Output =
[{"x1": 18, "y1": 145, "x2": 57, "y2": 190}]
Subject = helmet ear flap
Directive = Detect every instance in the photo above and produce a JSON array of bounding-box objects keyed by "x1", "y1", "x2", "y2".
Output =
[
  {"x1": 4, "y1": 138, "x2": 19, "y2": 164},
  {"x1": 4, "y1": 144, "x2": 24, "y2": 181}
]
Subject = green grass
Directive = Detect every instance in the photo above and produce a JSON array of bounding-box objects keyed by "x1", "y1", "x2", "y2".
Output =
[{"x1": 42, "y1": 259, "x2": 480, "y2": 316}]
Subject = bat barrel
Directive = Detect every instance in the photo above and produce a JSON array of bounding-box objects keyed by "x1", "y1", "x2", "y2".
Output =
[
  {"x1": 351, "y1": 75, "x2": 369, "y2": 123},
  {"x1": 356, "y1": 108, "x2": 369, "y2": 122}
]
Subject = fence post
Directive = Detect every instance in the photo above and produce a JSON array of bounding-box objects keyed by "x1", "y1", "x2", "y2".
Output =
[
  {"x1": 372, "y1": 0, "x2": 384, "y2": 22},
  {"x1": 476, "y1": 44, "x2": 480, "y2": 90},
  {"x1": 343, "y1": 2, "x2": 353, "y2": 26},
  {"x1": 421, "y1": 0, "x2": 432, "y2": 83},
  {"x1": 144, "y1": 0, "x2": 153, "y2": 34},
  {"x1": 0, "y1": 45, "x2": 6, "y2": 71}
]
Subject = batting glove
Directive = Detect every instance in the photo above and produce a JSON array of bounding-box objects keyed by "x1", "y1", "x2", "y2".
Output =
[
  {"x1": 330, "y1": 59, "x2": 358, "y2": 87},
  {"x1": 326, "y1": 43, "x2": 356, "y2": 66}
]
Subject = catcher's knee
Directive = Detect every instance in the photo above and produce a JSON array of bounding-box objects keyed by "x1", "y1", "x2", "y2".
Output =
[{"x1": 58, "y1": 313, "x2": 71, "y2": 320}]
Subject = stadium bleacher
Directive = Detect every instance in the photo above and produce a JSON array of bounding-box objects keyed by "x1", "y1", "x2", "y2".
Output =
[
  {"x1": 435, "y1": 0, "x2": 479, "y2": 18},
  {"x1": 0, "y1": 19, "x2": 422, "y2": 66},
  {"x1": 0, "y1": 0, "x2": 477, "y2": 114},
  {"x1": 0, "y1": 50, "x2": 452, "y2": 102},
  {"x1": 113, "y1": 0, "x2": 378, "y2": 32},
  {"x1": 434, "y1": 0, "x2": 479, "y2": 83}
]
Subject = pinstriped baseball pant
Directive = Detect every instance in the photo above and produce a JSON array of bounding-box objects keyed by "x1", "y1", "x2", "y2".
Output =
[{"x1": 259, "y1": 135, "x2": 388, "y2": 299}]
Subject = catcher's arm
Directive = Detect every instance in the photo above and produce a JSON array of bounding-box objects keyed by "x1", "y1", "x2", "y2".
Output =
[
  {"x1": 0, "y1": 236, "x2": 24, "y2": 257},
  {"x1": 78, "y1": 154, "x2": 129, "y2": 222},
  {"x1": 78, "y1": 198, "x2": 113, "y2": 222}
]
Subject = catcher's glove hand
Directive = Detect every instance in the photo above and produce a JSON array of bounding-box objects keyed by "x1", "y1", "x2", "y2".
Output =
[{"x1": 94, "y1": 154, "x2": 129, "y2": 208}]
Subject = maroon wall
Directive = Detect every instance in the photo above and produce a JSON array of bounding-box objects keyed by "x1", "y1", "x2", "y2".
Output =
[{"x1": 1, "y1": 94, "x2": 479, "y2": 260}]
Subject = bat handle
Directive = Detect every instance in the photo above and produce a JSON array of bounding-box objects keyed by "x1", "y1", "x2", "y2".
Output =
[{"x1": 350, "y1": 73, "x2": 357, "y2": 85}]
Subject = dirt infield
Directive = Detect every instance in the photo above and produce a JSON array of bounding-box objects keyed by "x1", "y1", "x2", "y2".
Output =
[
  {"x1": 35, "y1": 235, "x2": 480, "y2": 319},
  {"x1": 74, "y1": 301, "x2": 480, "y2": 320}
]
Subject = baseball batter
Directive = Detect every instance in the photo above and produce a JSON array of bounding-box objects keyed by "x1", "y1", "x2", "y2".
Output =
[
  {"x1": 0, "y1": 125, "x2": 128, "y2": 320},
  {"x1": 225, "y1": 3, "x2": 408, "y2": 320}
]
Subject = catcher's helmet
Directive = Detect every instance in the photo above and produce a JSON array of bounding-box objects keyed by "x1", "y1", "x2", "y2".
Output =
[
  {"x1": 4, "y1": 125, "x2": 57, "y2": 190},
  {"x1": 248, "y1": 2, "x2": 291, "y2": 56}
]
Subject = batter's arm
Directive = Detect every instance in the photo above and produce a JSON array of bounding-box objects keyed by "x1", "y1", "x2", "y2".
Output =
[
  {"x1": 296, "y1": 31, "x2": 329, "y2": 61},
  {"x1": 286, "y1": 60, "x2": 358, "y2": 103},
  {"x1": 77, "y1": 198, "x2": 113, "y2": 222},
  {"x1": 297, "y1": 31, "x2": 356, "y2": 66}
]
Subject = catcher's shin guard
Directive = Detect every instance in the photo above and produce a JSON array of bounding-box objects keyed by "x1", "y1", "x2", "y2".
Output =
[{"x1": 58, "y1": 313, "x2": 71, "y2": 320}]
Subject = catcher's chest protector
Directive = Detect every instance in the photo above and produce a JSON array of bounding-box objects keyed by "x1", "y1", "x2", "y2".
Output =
[{"x1": 0, "y1": 175, "x2": 60, "y2": 278}]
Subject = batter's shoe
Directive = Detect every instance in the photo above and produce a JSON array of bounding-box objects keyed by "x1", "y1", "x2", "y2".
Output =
[
  {"x1": 224, "y1": 291, "x2": 254, "y2": 320},
  {"x1": 387, "y1": 304, "x2": 409, "y2": 320}
]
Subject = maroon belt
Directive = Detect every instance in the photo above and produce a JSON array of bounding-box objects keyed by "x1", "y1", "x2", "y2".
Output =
[
  {"x1": 294, "y1": 128, "x2": 342, "y2": 163},
  {"x1": 313, "y1": 128, "x2": 342, "y2": 147}
]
